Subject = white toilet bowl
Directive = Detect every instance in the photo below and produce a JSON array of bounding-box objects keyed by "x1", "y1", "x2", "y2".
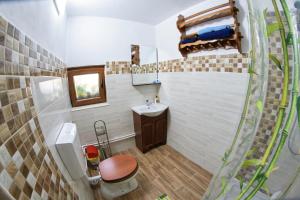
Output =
[
  {"x1": 97, "y1": 154, "x2": 139, "y2": 199},
  {"x1": 100, "y1": 171, "x2": 138, "y2": 199},
  {"x1": 55, "y1": 123, "x2": 139, "y2": 199}
]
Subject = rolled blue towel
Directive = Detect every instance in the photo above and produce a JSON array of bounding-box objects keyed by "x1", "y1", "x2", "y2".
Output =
[
  {"x1": 198, "y1": 26, "x2": 234, "y2": 40},
  {"x1": 180, "y1": 36, "x2": 198, "y2": 44},
  {"x1": 197, "y1": 25, "x2": 232, "y2": 35},
  {"x1": 179, "y1": 25, "x2": 234, "y2": 44}
]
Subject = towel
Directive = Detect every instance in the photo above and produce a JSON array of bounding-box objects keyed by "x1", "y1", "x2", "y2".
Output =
[
  {"x1": 180, "y1": 36, "x2": 199, "y2": 44},
  {"x1": 198, "y1": 26, "x2": 234, "y2": 40},
  {"x1": 179, "y1": 25, "x2": 234, "y2": 44},
  {"x1": 197, "y1": 25, "x2": 232, "y2": 35}
]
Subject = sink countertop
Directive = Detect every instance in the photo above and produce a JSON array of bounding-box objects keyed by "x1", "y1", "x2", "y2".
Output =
[{"x1": 131, "y1": 103, "x2": 168, "y2": 117}]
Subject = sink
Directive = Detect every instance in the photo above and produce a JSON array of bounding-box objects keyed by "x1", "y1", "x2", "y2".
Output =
[{"x1": 131, "y1": 103, "x2": 168, "y2": 117}]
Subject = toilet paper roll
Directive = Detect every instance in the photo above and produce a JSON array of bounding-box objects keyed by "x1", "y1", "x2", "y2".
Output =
[
  {"x1": 95, "y1": 126, "x2": 106, "y2": 136},
  {"x1": 86, "y1": 174, "x2": 101, "y2": 185}
]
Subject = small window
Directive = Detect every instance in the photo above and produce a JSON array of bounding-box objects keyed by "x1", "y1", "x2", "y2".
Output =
[{"x1": 67, "y1": 66, "x2": 106, "y2": 107}]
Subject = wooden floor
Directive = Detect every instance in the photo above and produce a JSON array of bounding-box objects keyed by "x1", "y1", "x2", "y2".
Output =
[{"x1": 94, "y1": 145, "x2": 212, "y2": 200}]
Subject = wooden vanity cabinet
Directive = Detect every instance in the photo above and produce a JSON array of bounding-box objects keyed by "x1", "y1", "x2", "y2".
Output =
[{"x1": 133, "y1": 110, "x2": 168, "y2": 153}]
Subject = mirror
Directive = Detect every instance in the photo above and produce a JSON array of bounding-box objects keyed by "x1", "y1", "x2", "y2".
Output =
[{"x1": 131, "y1": 44, "x2": 160, "y2": 86}]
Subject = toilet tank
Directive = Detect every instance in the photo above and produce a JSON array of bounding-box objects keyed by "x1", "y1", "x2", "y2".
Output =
[{"x1": 56, "y1": 123, "x2": 86, "y2": 180}]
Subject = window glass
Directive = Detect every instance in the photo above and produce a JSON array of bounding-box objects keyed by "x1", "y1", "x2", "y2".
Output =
[
  {"x1": 73, "y1": 73, "x2": 100, "y2": 100},
  {"x1": 67, "y1": 65, "x2": 106, "y2": 107}
]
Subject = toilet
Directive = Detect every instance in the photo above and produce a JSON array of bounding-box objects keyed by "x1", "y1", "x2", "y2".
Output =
[
  {"x1": 55, "y1": 123, "x2": 139, "y2": 199},
  {"x1": 99, "y1": 155, "x2": 139, "y2": 199}
]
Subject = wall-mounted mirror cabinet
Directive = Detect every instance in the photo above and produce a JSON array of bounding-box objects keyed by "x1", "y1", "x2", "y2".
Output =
[{"x1": 131, "y1": 44, "x2": 160, "y2": 86}]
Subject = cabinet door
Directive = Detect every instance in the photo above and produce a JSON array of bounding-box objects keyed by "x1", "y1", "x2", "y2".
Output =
[
  {"x1": 142, "y1": 122, "x2": 155, "y2": 151},
  {"x1": 154, "y1": 118, "x2": 167, "y2": 145},
  {"x1": 133, "y1": 113, "x2": 143, "y2": 151}
]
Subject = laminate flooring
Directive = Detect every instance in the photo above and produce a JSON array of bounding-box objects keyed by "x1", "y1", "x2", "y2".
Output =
[{"x1": 94, "y1": 145, "x2": 212, "y2": 200}]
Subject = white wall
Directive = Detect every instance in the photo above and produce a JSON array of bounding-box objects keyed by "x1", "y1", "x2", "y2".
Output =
[
  {"x1": 65, "y1": 1, "x2": 251, "y2": 176},
  {"x1": 267, "y1": 123, "x2": 300, "y2": 198},
  {"x1": 155, "y1": 0, "x2": 250, "y2": 61},
  {"x1": 159, "y1": 72, "x2": 249, "y2": 173},
  {"x1": 72, "y1": 74, "x2": 158, "y2": 145},
  {"x1": 65, "y1": 16, "x2": 157, "y2": 156},
  {"x1": 31, "y1": 77, "x2": 94, "y2": 200},
  {"x1": 0, "y1": 1, "x2": 92, "y2": 198},
  {"x1": 140, "y1": 45, "x2": 157, "y2": 65},
  {"x1": 65, "y1": 0, "x2": 251, "y2": 65},
  {"x1": 66, "y1": 17, "x2": 156, "y2": 66},
  {"x1": 0, "y1": 0, "x2": 67, "y2": 59}
]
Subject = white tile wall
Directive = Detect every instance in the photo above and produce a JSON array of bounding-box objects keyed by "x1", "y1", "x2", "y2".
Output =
[
  {"x1": 158, "y1": 72, "x2": 249, "y2": 174},
  {"x1": 72, "y1": 74, "x2": 158, "y2": 145},
  {"x1": 132, "y1": 72, "x2": 158, "y2": 85},
  {"x1": 73, "y1": 72, "x2": 249, "y2": 176},
  {"x1": 31, "y1": 77, "x2": 94, "y2": 200},
  {"x1": 31, "y1": 77, "x2": 72, "y2": 148},
  {"x1": 223, "y1": 178, "x2": 269, "y2": 200},
  {"x1": 267, "y1": 123, "x2": 300, "y2": 197}
]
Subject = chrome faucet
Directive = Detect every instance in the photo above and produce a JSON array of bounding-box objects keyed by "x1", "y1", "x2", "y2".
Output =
[{"x1": 146, "y1": 99, "x2": 152, "y2": 107}]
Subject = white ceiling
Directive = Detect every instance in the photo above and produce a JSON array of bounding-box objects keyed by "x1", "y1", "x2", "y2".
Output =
[{"x1": 66, "y1": 0, "x2": 202, "y2": 25}]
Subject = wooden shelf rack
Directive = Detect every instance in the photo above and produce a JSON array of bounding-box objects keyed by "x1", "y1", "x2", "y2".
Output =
[{"x1": 176, "y1": 0, "x2": 243, "y2": 57}]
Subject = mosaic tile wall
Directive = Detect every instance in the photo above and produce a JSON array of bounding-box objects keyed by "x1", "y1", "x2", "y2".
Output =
[
  {"x1": 106, "y1": 53, "x2": 249, "y2": 75},
  {"x1": 131, "y1": 63, "x2": 157, "y2": 74},
  {"x1": 0, "y1": 16, "x2": 78, "y2": 200},
  {"x1": 105, "y1": 61, "x2": 131, "y2": 75},
  {"x1": 238, "y1": 12, "x2": 293, "y2": 181},
  {"x1": 158, "y1": 54, "x2": 249, "y2": 73}
]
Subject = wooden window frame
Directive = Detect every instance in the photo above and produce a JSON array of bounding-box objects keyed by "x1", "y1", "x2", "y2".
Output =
[{"x1": 67, "y1": 65, "x2": 106, "y2": 107}]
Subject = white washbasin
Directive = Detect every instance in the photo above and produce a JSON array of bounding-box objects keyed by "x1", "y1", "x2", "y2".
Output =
[{"x1": 131, "y1": 103, "x2": 168, "y2": 117}]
